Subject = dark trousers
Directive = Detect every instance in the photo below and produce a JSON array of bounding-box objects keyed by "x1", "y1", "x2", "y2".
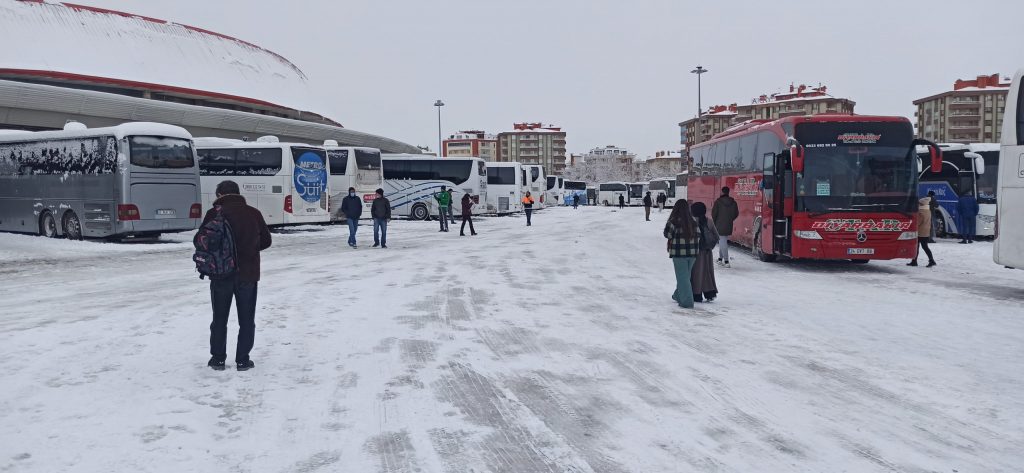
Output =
[
  {"x1": 525, "y1": 209, "x2": 533, "y2": 226},
  {"x1": 210, "y1": 277, "x2": 258, "y2": 363},
  {"x1": 959, "y1": 216, "x2": 976, "y2": 241},
  {"x1": 644, "y1": 205, "x2": 651, "y2": 220},
  {"x1": 460, "y1": 214, "x2": 475, "y2": 235},
  {"x1": 346, "y1": 218, "x2": 359, "y2": 246},
  {"x1": 373, "y1": 218, "x2": 387, "y2": 245},
  {"x1": 619, "y1": 202, "x2": 624, "y2": 209},
  {"x1": 915, "y1": 237, "x2": 934, "y2": 263},
  {"x1": 438, "y1": 207, "x2": 450, "y2": 231}
]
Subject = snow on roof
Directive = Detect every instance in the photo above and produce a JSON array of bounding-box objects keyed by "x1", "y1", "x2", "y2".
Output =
[
  {"x1": 0, "y1": 121, "x2": 192, "y2": 142},
  {"x1": 948, "y1": 86, "x2": 1010, "y2": 92},
  {"x1": 0, "y1": 1, "x2": 319, "y2": 117},
  {"x1": 501, "y1": 128, "x2": 564, "y2": 134}
]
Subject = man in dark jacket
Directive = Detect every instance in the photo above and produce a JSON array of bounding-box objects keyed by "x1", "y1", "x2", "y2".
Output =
[
  {"x1": 340, "y1": 186, "x2": 362, "y2": 248},
  {"x1": 957, "y1": 190, "x2": 979, "y2": 243},
  {"x1": 202, "y1": 180, "x2": 272, "y2": 371},
  {"x1": 370, "y1": 188, "x2": 391, "y2": 248},
  {"x1": 460, "y1": 193, "x2": 477, "y2": 236},
  {"x1": 642, "y1": 191, "x2": 653, "y2": 221},
  {"x1": 618, "y1": 193, "x2": 625, "y2": 209},
  {"x1": 711, "y1": 186, "x2": 739, "y2": 267},
  {"x1": 572, "y1": 193, "x2": 580, "y2": 209},
  {"x1": 927, "y1": 190, "x2": 938, "y2": 243}
]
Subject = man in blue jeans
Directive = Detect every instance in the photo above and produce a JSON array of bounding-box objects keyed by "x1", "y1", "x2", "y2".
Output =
[
  {"x1": 957, "y1": 190, "x2": 979, "y2": 244},
  {"x1": 370, "y1": 188, "x2": 391, "y2": 248},
  {"x1": 340, "y1": 186, "x2": 363, "y2": 247}
]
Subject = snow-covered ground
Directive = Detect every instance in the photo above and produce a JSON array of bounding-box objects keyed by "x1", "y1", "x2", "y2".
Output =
[{"x1": 1, "y1": 207, "x2": 1022, "y2": 472}]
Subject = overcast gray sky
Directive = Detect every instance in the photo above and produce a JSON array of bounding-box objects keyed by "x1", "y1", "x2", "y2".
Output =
[{"x1": 83, "y1": 0, "x2": 1023, "y2": 158}]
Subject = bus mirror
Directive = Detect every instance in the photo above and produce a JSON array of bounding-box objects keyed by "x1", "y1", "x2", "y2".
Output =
[
  {"x1": 790, "y1": 145, "x2": 805, "y2": 173},
  {"x1": 966, "y1": 152, "x2": 985, "y2": 175},
  {"x1": 914, "y1": 139, "x2": 943, "y2": 174}
]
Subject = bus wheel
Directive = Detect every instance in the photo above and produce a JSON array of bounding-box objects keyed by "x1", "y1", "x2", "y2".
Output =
[
  {"x1": 39, "y1": 211, "x2": 57, "y2": 238},
  {"x1": 411, "y1": 204, "x2": 429, "y2": 221},
  {"x1": 62, "y1": 211, "x2": 83, "y2": 241},
  {"x1": 850, "y1": 259, "x2": 870, "y2": 264},
  {"x1": 754, "y1": 226, "x2": 776, "y2": 262},
  {"x1": 935, "y1": 215, "x2": 948, "y2": 238}
]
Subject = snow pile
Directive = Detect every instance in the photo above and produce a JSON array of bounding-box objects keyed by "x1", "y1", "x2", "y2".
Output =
[{"x1": 0, "y1": 1, "x2": 316, "y2": 114}]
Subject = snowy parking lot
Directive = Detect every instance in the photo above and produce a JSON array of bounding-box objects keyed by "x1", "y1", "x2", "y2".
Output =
[{"x1": 2, "y1": 206, "x2": 1023, "y2": 472}]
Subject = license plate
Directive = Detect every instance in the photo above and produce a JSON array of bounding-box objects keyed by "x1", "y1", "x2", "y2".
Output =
[
  {"x1": 848, "y1": 248, "x2": 875, "y2": 255},
  {"x1": 306, "y1": 207, "x2": 317, "y2": 213},
  {"x1": 155, "y1": 209, "x2": 175, "y2": 217}
]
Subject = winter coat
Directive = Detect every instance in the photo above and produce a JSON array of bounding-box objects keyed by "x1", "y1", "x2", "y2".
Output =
[
  {"x1": 663, "y1": 221, "x2": 700, "y2": 258},
  {"x1": 522, "y1": 195, "x2": 534, "y2": 209},
  {"x1": 340, "y1": 194, "x2": 363, "y2": 219},
  {"x1": 957, "y1": 194, "x2": 979, "y2": 218},
  {"x1": 461, "y1": 194, "x2": 474, "y2": 215},
  {"x1": 657, "y1": 194, "x2": 667, "y2": 204},
  {"x1": 202, "y1": 194, "x2": 272, "y2": 283},
  {"x1": 916, "y1": 198, "x2": 931, "y2": 235},
  {"x1": 618, "y1": 195, "x2": 625, "y2": 205},
  {"x1": 434, "y1": 191, "x2": 452, "y2": 209},
  {"x1": 696, "y1": 217, "x2": 720, "y2": 251},
  {"x1": 643, "y1": 194, "x2": 653, "y2": 207},
  {"x1": 370, "y1": 196, "x2": 391, "y2": 220},
  {"x1": 711, "y1": 195, "x2": 739, "y2": 236}
]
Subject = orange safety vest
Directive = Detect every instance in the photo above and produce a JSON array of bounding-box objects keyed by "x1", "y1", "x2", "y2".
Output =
[{"x1": 522, "y1": 196, "x2": 534, "y2": 205}]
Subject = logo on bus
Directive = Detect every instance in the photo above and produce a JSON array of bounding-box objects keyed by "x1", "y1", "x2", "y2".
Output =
[
  {"x1": 733, "y1": 177, "x2": 760, "y2": 196},
  {"x1": 811, "y1": 219, "x2": 911, "y2": 232},
  {"x1": 293, "y1": 152, "x2": 327, "y2": 203},
  {"x1": 836, "y1": 133, "x2": 882, "y2": 144}
]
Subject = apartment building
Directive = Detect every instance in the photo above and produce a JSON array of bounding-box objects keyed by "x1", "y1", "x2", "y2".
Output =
[
  {"x1": 913, "y1": 73, "x2": 1010, "y2": 143},
  {"x1": 497, "y1": 123, "x2": 568, "y2": 175},
  {"x1": 442, "y1": 130, "x2": 497, "y2": 160}
]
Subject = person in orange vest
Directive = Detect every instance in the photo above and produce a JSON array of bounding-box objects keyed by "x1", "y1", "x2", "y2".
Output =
[{"x1": 522, "y1": 192, "x2": 535, "y2": 226}]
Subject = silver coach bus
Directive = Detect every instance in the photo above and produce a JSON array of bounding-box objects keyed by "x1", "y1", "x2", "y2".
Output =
[{"x1": 0, "y1": 122, "x2": 202, "y2": 239}]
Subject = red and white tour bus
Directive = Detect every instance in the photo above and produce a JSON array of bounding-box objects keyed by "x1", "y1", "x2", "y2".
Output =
[{"x1": 687, "y1": 115, "x2": 941, "y2": 262}]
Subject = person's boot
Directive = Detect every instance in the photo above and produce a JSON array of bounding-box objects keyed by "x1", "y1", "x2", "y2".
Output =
[
  {"x1": 236, "y1": 360, "x2": 255, "y2": 371},
  {"x1": 926, "y1": 260, "x2": 936, "y2": 268},
  {"x1": 907, "y1": 260, "x2": 918, "y2": 266},
  {"x1": 959, "y1": 240, "x2": 967, "y2": 244},
  {"x1": 208, "y1": 357, "x2": 225, "y2": 371}
]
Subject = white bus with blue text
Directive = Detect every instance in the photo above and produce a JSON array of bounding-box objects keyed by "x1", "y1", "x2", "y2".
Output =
[
  {"x1": 563, "y1": 180, "x2": 587, "y2": 205},
  {"x1": 195, "y1": 136, "x2": 330, "y2": 226},
  {"x1": 381, "y1": 155, "x2": 487, "y2": 220},
  {"x1": 995, "y1": 68, "x2": 1024, "y2": 268},
  {"x1": 0, "y1": 122, "x2": 202, "y2": 240},
  {"x1": 486, "y1": 161, "x2": 525, "y2": 214},
  {"x1": 917, "y1": 143, "x2": 997, "y2": 238},
  {"x1": 324, "y1": 143, "x2": 383, "y2": 221}
]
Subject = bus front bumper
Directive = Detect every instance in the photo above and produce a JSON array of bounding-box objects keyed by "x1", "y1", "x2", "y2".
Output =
[{"x1": 790, "y1": 236, "x2": 918, "y2": 260}]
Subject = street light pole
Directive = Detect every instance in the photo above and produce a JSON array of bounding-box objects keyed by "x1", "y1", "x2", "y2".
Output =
[
  {"x1": 434, "y1": 99, "x2": 445, "y2": 156},
  {"x1": 690, "y1": 66, "x2": 708, "y2": 118}
]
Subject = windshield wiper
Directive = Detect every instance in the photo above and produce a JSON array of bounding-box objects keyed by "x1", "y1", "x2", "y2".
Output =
[{"x1": 852, "y1": 203, "x2": 913, "y2": 217}]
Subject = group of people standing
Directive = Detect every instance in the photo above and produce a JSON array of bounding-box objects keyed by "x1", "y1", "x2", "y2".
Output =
[
  {"x1": 432, "y1": 185, "x2": 479, "y2": 236},
  {"x1": 662, "y1": 187, "x2": 739, "y2": 309}
]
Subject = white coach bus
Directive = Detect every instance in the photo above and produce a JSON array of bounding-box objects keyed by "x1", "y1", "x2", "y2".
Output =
[
  {"x1": 546, "y1": 175, "x2": 565, "y2": 207},
  {"x1": 486, "y1": 162, "x2": 525, "y2": 214},
  {"x1": 0, "y1": 122, "x2": 201, "y2": 239},
  {"x1": 381, "y1": 154, "x2": 487, "y2": 220},
  {"x1": 324, "y1": 143, "x2": 383, "y2": 221},
  {"x1": 995, "y1": 69, "x2": 1024, "y2": 268},
  {"x1": 523, "y1": 164, "x2": 548, "y2": 208},
  {"x1": 648, "y1": 177, "x2": 678, "y2": 207},
  {"x1": 598, "y1": 181, "x2": 629, "y2": 206},
  {"x1": 195, "y1": 136, "x2": 330, "y2": 226}
]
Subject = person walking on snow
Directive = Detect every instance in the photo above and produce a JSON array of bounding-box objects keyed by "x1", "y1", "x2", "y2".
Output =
[
  {"x1": 522, "y1": 192, "x2": 535, "y2": 226},
  {"x1": 957, "y1": 190, "x2": 979, "y2": 244},
  {"x1": 434, "y1": 186, "x2": 452, "y2": 232},
  {"x1": 711, "y1": 186, "x2": 739, "y2": 267},
  {"x1": 340, "y1": 186, "x2": 362, "y2": 248},
  {"x1": 664, "y1": 200, "x2": 700, "y2": 309},
  {"x1": 690, "y1": 201, "x2": 720, "y2": 303},
  {"x1": 618, "y1": 193, "x2": 625, "y2": 209},
  {"x1": 908, "y1": 197, "x2": 936, "y2": 267},
  {"x1": 202, "y1": 180, "x2": 272, "y2": 371},
  {"x1": 657, "y1": 192, "x2": 667, "y2": 212},
  {"x1": 643, "y1": 191, "x2": 653, "y2": 221},
  {"x1": 460, "y1": 193, "x2": 477, "y2": 236},
  {"x1": 446, "y1": 188, "x2": 456, "y2": 225},
  {"x1": 370, "y1": 188, "x2": 391, "y2": 248},
  {"x1": 572, "y1": 193, "x2": 580, "y2": 209}
]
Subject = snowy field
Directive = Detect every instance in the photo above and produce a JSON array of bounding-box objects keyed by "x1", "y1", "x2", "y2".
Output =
[{"x1": 1, "y1": 206, "x2": 1023, "y2": 472}]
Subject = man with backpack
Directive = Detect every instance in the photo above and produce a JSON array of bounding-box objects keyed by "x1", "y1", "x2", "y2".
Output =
[
  {"x1": 195, "y1": 180, "x2": 272, "y2": 372},
  {"x1": 340, "y1": 187, "x2": 363, "y2": 248}
]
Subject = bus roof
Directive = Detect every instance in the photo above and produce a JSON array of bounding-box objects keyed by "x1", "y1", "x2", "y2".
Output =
[
  {"x1": 383, "y1": 155, "x2": 482, "y2": 161},
  {"x1": 0, "y1": 122, "x2": 192, "y2": 143},
  {"x1": 193, "y1": 137, "x2": 319, "y2": 148},
  {"x1": 485, "y1": 161, "x2": 522, "y2": 167},
  {"x1": 693, "y1": 114, "x2": 912, "y2": 149}
]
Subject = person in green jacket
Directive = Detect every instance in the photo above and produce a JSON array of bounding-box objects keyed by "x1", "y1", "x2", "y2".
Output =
[{"x1": 434, "y1": 185, "x2": 452, "y2": 232}]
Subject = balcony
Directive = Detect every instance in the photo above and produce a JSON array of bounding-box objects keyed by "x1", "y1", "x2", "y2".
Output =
[
  {"x1": 950, "y1": 111, "x2": 980, "y2": 117},
  {"x1": 949, "y1": 124, "x2": 980, "y2": 130}
]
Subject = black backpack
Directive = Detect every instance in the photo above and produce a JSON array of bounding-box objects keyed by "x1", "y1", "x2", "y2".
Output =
[{"x1": 192, "y1": 206, "x2": 237, "y2": 280}]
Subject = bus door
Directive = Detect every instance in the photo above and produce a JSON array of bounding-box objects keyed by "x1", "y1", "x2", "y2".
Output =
[{"x1": 761, "y1": 152, "x2": 788, "y2": 255}]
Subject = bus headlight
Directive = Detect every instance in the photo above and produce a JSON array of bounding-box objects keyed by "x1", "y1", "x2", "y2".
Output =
[
  {"x1": 978, "y1": 214, "x2": 996, "y2": 224},
  {"x1": 897, "y1": 231, "x2": 918, "y2": 240},
  {"x1": 794, "y1": 230, "x2": 823, "y2": 240}
]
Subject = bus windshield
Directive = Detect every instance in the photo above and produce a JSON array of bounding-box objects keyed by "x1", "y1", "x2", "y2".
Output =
[
  {"x1": 975, "y1": 150, "x2": 998, "y2": 203},
  {"x1": 129, "y1": 136, "x2": 194, "y2": 169},
  {"x1": 355, "y1": 149, "x2": 381, "y2": 170},
  {"x1": 795, "y1": 122, "x2": 916, "y2": 213},
  {"x1": 564, "y1": 181, "x2": 586, "y2": 190},
  {"x1": 489, "y1": 167, "x2": 515, "y2": 185},
  {"x1": 547, "y1": 176, "x2": 557, "y2": 189}
]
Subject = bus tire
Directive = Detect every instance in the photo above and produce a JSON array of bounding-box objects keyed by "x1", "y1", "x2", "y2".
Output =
[
  {"x1": 411, "y1": 204, "x2": 429, "y2": 221},
  {"x1": 850, "y1": 259, "x2": 870, "y2": 264},
  {"x1": 62, "y1": 211, "x2": 83, "y2": 241},
  {"x1": 39, "y1": 211, "x2": 58, "y2": 238},
  {"x1": 753, "y1": 225, "x2": 776, "y2": 262},
  {"x1": 935, "y1": 214, "x2": 948, "y2": 238}
]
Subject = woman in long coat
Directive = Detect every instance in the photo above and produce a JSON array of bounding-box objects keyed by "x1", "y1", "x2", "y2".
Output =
[{"x1": 690, "y1": 201, "x2": 719, "y2": 302}]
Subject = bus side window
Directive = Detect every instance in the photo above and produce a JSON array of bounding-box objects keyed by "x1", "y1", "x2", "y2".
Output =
[{"x1": 761, "y1": 152, "x2": 775, "y2": 188}]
